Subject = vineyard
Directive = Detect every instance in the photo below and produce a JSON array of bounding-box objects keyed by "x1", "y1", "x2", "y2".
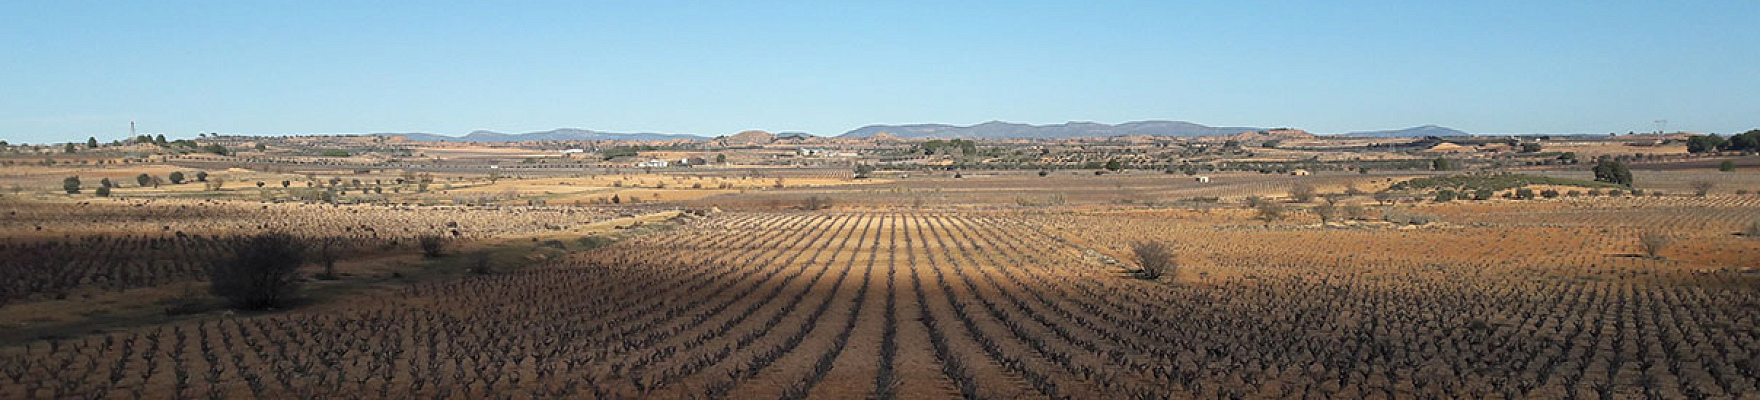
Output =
[
  {"x1": 0, "y1": 200, "x2": 653, "y2": 305},
  {"x1": 5, "y1": 211, "x2": 1757, "y2": 398}
]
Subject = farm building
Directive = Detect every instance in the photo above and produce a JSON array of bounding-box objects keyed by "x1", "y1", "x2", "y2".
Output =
[{"x1": 1195, "y1": 176, "x2": 1211, "y2": 183}]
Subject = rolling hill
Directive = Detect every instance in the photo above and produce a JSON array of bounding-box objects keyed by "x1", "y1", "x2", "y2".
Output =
[{"x1": 839, "y1": 120, "x2": 1265, "y2": 139}]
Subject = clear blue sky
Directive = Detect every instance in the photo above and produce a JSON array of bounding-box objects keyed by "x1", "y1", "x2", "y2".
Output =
[{"x1": 3, "y1": 1, "x2": 1756, "y2": 143}]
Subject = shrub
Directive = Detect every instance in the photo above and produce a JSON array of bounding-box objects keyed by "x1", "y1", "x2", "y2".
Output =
[
  {"x1": 802, "y1": 196, "x2": 834, "y2": 210},
  {"x1": 1473, "y1": 189, "x2": 1494, "y2": 201},
  {"x1": 1433, "y1": 190, "x2": 1456, "y2": 202},
  {"x1": 95, "y1": 186, "x2": 110, "y2": 197},
  {"x1": 209, "y1": 233, "x2": 307, "y2": 310},
  {"x1": 1720, "y1": 160, "x2": 1735, "y2": 172},
  {"x1": 1313, "y1": 203, "x2": 1338, "y2": 224},
  {"x1": 1586, "y1": 189, "x2": 1603, "y2": 197},
  {"x1": 1540, "y1": 189, "x2": 1560, "y2": 199},
  {"x1": 1130, "y1": 241, "x2": 1176, "y2": 280},
  {"x1": 63, "y1": 176, "x2": 80, "y2": 194},
  {"x1": 1514, "y1": 188, "x2": 1535, "y2": 200},
  {"x1": 1343, "y1": 205, "x2": 1371, "y2": 220},
  {"x1": 1385, "y1": 210, "x2": 1439, "y2": 226},
  {"x1": 1638, "y1": 232, "x2": 1670, "y2": 259},
  {"x1": 1692, "y1": 181, "x2": 1714, "y2": 197},
  {"x1": 1254, "y1": 201, "x2": 1286, "y2": 222},
  {"x1": 418, "y1": 236, "x2": 447, "y2": 258},
  {"x1": 313, "y1": 238, "x2": 342, "y2": 280},
  {"x1": 1289, "y1": 184, "x2": 1317, "y2": 203},
  {"x1": 469, "y1": 252, "x2": 494, "y2": 275},
  {"x1": 169, "y1": 171, "x2": 185, "y2": 184}
]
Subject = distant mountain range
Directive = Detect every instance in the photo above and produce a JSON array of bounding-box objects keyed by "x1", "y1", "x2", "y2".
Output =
[
  {"x1": 371, "y1": 122, "x2": 1472, "y2": 142},
  {"x1": 840, "y1": 120, "x2": 1264, "y2": 139},
  {"x1": 1338, "y1": 125, "x2": 1471, "y2": 138},
  {"x1": 378, "y1": 128, "x2": 703, "y2": 142}
]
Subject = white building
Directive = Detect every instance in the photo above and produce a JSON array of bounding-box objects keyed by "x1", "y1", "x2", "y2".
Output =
[{"x1": 635, "y1": 159, "x2": 670, "y2": 168}]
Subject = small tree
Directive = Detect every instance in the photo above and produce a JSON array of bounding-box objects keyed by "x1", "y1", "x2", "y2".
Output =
[
  {"x1": 1434, "y1": 190, "x2": 1456, "y2": 202},
  {"x1": 64, "y1": 143, "x2": 77, "y2": 153},
  {"x1": 1593, "y1": 160, "x2": 1633, "y2": 186},
  {"x1": 1130, "y1": 241, "x2": 1176, "y2": 280},
  {"x1": 313, "y1": 238, "x2": 342, "y2": 280},
  {"x1": 802, "y1": 196, "x2": 833, "y2": 210},
  {"x1": 1255, "y1": 201, "x2": 1286, "y2": 222},
  {"x1": 87, "y1": 137, "x2": 99, "y2": 148},
  {"x1": 169, "y1": 171, "x2": 186, "y2": 184},
  {"x1": 1638, "y1": 232, "x2": 1670, "y2": 259},
  {"x1": 1720, "y1": 160, "x2": 1736, "y2": 172},
  {"x1": 1692, "y1": 181, "x2": 1714, "y2": 197},
  {"x1": 63, "y1": 176, "x2": 81, "y2": 194},
  {"x1": 1313, "y1": 203, "x2": 1338, "y2": 225},
  {"x1": 99, "y1": 177, "x2": 113, "y2": 188},
  {"x1": 1289, "y1": 184, "x2": 1316, "y2": 203},
  {"x1": 95, "y1": 186, "x2": 111, "y2": 197},
  {"x1": 209, "y1": 233, "x2": 307, "y2": 310},
  {"x1": 1540, "y1": 189, "x2": 1560, "y2": 199},
  {"x1": 196, "y1": 171, "x2": 208, "y2": 182},
  {"x1": 1373, "y1": 191, "x2": 1397, "y2": 205},
  {"x1": 1473, "y1": 189, "x2": 1495, "y2": 201},
  {"x1": 854, "y1": 164, "x2": 875, "y2": 179},
  {"x1": 137, "y1": 173, "x2": 152, "y2": 187}
]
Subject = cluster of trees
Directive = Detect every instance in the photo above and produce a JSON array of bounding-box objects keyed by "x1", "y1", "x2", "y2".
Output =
[
  {"x1": 917, "y1": 139, "x2": 978, "y2": 156},
  {"x1": 1686, "y1": 130, "x2": 1760, "y2": 153}
]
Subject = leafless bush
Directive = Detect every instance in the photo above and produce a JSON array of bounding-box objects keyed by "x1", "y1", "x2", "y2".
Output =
[
  {"x1": 1692, "y1": 181, "x2": 1714, "y2": 197},
  {"x1": 313, "y1": 238, "x2": 342, "y2": 280},
  {"x1": 1639, "y1": 232, "x2": 1671, "y2": 258},
  {"x1": 1255, "y1": 201, "x2": 1285, "y2": 222},
  {"x1": 1130, "y1": 241, "x2": 1177, "y2": 280},
  {"x1": 1313, "y1": 203, "x2": 1338, "y2": 224},
  {"x1": 801, "y1": 196, "x2": 833, "y2": 210},
  {"x1": 418, "y1": 235, "x2": 447, "y2": 258},
  {"x1": 208, "y1": 233, "x2": 306, "y2": 310},
  {"x1": 1290, "y1": 184, "x2": 1317, "y2": 203}
]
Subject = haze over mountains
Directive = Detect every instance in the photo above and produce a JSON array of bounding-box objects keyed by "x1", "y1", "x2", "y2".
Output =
[
  {"x1": 1340, "y1": 125, "x2": 1471, "y2": 138},
  {"x1": 374, "y1": 121, "x2": 1471, "y2": 142}
]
